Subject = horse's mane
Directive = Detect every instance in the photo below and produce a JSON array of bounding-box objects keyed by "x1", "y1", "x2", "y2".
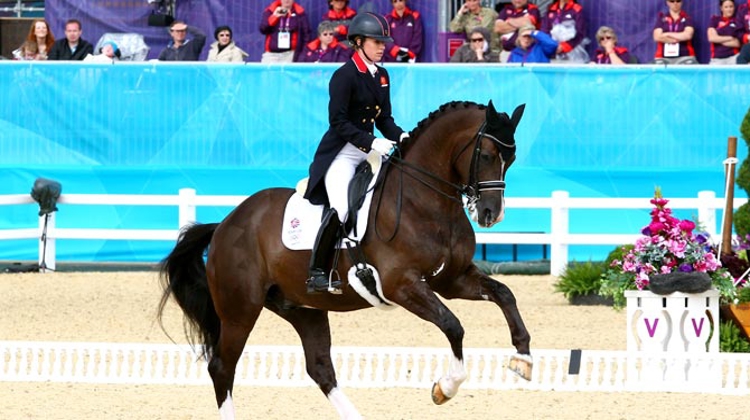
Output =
[{"x1": 404, "y1": 101, "x2": 485, "y2": 153}]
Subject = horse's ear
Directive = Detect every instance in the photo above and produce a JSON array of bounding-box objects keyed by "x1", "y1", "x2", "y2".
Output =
[
  {"x1": 511, "y1": 104, "x2": 526, "y2": 128},
  {"x1": 486, "y1": 100, "x2": 500, "y2": 125}
]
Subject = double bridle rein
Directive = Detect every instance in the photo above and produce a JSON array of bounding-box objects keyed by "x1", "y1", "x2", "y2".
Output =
[{"x1": 374, "y1": 120, "x2": 513, "y2": 241}]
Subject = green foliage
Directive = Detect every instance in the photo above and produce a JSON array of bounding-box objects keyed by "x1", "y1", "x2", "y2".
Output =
[
  {"x1": 734, "y1": 106, "x2": 750, "y2": 237},
  {"x1": 720, "y1": 320, "x2": 750, "y2": 353},
  {"x1": 598, "y1": 270, "x2": 634, "y2": 310},
  {"x1": 554, "y1": 260, "x2": 607, "y2": 302},
  {"x1": 737, "y1": 286, "x2": 750, "y2": 304},
  {"x1": 604, "y1": 244, "x2": 634, "y2": 268}
]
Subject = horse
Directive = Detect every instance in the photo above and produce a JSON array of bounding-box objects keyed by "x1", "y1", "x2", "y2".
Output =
[{"x1": 157, "y1": 100, "x2": 532, "y2": 419}]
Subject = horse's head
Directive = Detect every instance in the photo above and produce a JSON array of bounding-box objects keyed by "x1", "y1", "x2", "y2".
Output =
[{"x1": 469, "y1": 100, "x2": 525, "y2": 227}]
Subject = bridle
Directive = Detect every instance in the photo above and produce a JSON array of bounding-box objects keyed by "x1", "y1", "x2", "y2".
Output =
[{"x1": 376, "y1": 119, "x2": 514, "y2": 241}]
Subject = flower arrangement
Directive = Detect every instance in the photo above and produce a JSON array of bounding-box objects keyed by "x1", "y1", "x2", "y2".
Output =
[{"x1": 600, "y1": 188, "x2": 736, "y2": 309}]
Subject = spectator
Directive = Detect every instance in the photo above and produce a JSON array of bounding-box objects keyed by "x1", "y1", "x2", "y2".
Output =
[
  {"x1": 158, "y1": 21, "x2": 206, "y2": 61},
  {"x1": 384, "y1": 0, "x2": 423, "y2": 63},
  {"x1": 13, "y1": 19, "x2": 54, "y2": 60},
  {"x1": 496, "y1": 0, "x2": 541, "y2": 63},
  {"x1": 449, "y1": 0, "x2": 499, "y2": 53},
  {"x1": 507, "y1": 24, "x2": 558, "y2": 64},
  {"x1": 47, "y1": 19, "x2": 93, "y2": 61},
  {"x1": 737, "y1": 0, "x2": 750, "y2": 43},
  {"x1": 542, "y1": 0, "x2": 589, "y2": 64},
  {"x1": 83, "y1": 40, "x2": 121, "y2": 63},
  {"x1": 653, "y1": 0, "x2": 698, "y2": 64},
  {"x1": 322, "y1": 0, "x2": 356, "y2": 43},
  {"x1": 298, "y1": 21, "x2": 351, "y2": 63},
  {"x1": 592, "y1": 26, "x2": 632, "y2": 64},
  {"x1": 449, "y1": 26, "x2": 499, "y2": 63},
  {"x1": 708, "y1": 0, "x2": 742, "y2": 65},
  {"x1": 207, "y1": 25, "x2": 248, "y2": 62},
  {"x1": 259, "y1": 0, "x2": 311, "y2": 63}
]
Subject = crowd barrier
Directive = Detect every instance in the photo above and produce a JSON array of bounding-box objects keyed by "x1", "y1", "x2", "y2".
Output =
[
  {"x1": 2, "y1": 341, "x2": 749, "y2": 394},
  {"x1": 0, "y1": 189, "x2": 741, "y2": 276}
]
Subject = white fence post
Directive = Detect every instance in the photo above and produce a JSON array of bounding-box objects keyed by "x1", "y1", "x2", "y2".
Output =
[
  {"x1": 178, "y1": 188, "x2": 197, "y2": 229},
  {"x1": 38, "y1": 213, "x2": 56, "y2": 272},
  {"x1": 550, "y1": 190, "x2": 569, "y2": 277},
  {"x1": 697, "y1": 190, "x2": 716, "y2": 238}
]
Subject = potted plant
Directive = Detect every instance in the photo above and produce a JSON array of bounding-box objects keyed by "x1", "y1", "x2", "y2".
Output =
[
  {"x1": 599, "y1": 188, "x2": 736, "y2": 309},
  {"x1": 554, "y1": 260, "x2": 612, "y2": 305},
  {"x1": 722, "y1": 285, "x2": 750, "y2": 340}
]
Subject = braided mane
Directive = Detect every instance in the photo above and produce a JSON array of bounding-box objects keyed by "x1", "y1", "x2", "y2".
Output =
[{"x1": 404, "y1": 101, "x2": 485, "y2": 153}]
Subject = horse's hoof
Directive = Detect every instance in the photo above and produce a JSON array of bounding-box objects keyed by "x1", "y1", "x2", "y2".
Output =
[
  {"x1": 508, "y1": 354, "x2": 533, "y2": 381},
  {"x1": 431, "y1": 382, "x2": 451, "y2": 405}
]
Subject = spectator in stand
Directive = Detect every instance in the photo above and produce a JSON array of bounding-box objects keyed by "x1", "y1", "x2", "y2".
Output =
[
  {"x1": 736, "y1": 0, "x2": 750, "y2": 63},
  {"x1": 507, "y1": 24, "x2": 558, "y2": 64},
  {"x1": 708, "y1": 0, "x2": 742, "y2": 65},
  {"x1": 83, "y1": 40, "x2": 121, "y2": 63},
  {"x1": 47, "y1": 19, "x2": 93, "y2": 61},
  {"x1": 384, "y1": 0, "x2": 423, "y2": 63},
  {"x1": 13, "y1": 19, "x2": 54, "y2": 60},
  {"x1": 207, "y1": 25, "x2": 248, "y2": 62},
  {"x1": 450, "y1": 0, "x2": 499, "y2": 54},
  {"x1": 259, "y1": 0, "x2": 311, "y2": 63},
  {"x1": 542, "y1": 0, "x2": 589, "y2": 64},
  {"x1": 495, "y1": 0, "x2": 541, "y2": 63},
  {"x1": 322, "y1": 0, "x2": 356, "y2": 43},
  {"x1": 158, "y1": 21, "x2": 206, "y2": 61},
  {"x1": 298, "y1": 21, "x2": 351, "y2": 63},
  {"x1": 449, "y1": 26, "x2": 499, "y2": 63},
  {"x1": 653, "y1": 0, "x2": 698, "y2": 64},
  {"x1": 591, "y1": 26, "x2": 632, "y2": 64}
]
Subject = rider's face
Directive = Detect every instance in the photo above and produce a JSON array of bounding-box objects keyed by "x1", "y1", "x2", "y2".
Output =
[{"x1": 360, "y1": 37, "x2": 385, "y2": 62}]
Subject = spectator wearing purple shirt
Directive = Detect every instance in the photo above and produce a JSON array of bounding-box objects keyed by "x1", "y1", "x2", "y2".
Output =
[
  {"x1": 591, "y1": 26, "x2": 632, "y2": 65},
  {"x1": 708, "y1": 0, "x2": 742, "y2": 64},
  {"x1": 259, "y1": 0, "x2": 311, "y2": 63},
  {"x1": 542, "y1": 0, "x2": 589, "y2": 64},
  {"x1": 298, "y1": 21, "x2": 351, "y2": 63},
  {"x1": 496, "y1": 0, "x2": 542, "y2": 63},
  {"x1": 735, "y1": 0, "x2": 750, "y2": 44},
  {"x1": 653, "y1": 0, "x2": 697, "y2": 64},
  {"x1": 383, "y1": 0, "x2": 423, "y2": 63}
]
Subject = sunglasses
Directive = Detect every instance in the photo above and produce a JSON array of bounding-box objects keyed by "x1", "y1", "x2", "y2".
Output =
[
  {"x1": 218, "y1": 33, "x2": 231, "y2": 37},
  {"x1": 667, "y1": 0, "x2": 681, "y2": 3},
  {"x1": 392, "y1": 0, "x2": 404, "y2": 3},
  {"x1": 470, "y1": 38, "x2": 484, "y2": 43},
  {"x1": 599, "y1": 36, "x2": 613, "y2": 41},
  {"x1": 321, "y1": 32, "x2": 334, "y2": 36},
  {"x1": 170, "y1": 29, "x2": 186, "y2": 33}
]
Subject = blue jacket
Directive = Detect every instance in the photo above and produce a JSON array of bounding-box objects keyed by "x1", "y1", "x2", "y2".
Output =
[{"x1": 507, "y1": 30, "x2": 558, "y2": 63}]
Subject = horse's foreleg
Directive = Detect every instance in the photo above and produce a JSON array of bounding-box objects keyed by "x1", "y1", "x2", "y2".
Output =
[
  {"x1": 389, "y1": 280, "x2": 467, "y2": 405},
  {"x1": 267, "y1": 305, "x2": 362, "y2": 420},
  {"x1": 434, "y1": 268, "x2": 532, "y2": 380},
  {"x1": 208, "y1": 319, "x2": 256, "y2": 420}
]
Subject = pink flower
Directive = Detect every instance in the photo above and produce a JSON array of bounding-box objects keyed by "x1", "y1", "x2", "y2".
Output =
[{"x1": 679, "y1": 219, "x2": 695, "y2": 233}]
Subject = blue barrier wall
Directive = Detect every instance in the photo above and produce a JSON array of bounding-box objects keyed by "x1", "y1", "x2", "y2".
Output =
[{"x1": 1, "y1": 62, "x2": 749, "y2": 262}]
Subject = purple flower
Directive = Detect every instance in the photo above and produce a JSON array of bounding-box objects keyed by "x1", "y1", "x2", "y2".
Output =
[{"x1": 678, "y1": 263, "x2": 694, "y2": 272}]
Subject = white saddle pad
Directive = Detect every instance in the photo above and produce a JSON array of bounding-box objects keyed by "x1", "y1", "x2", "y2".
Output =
[{"x1": 282, "y1": 153, "x2": 383, "y2": 250}]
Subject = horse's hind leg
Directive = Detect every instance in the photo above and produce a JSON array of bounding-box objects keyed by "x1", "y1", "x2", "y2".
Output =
[
  {"x1": 208, "y1": 309, "x2": 260, "y2": 420},
  {"x1": 265, "y1": 304, "x2": 362, "y2": 420},
  {"x1": 434, "y1": 266, "x2": 532, "y2": 380}
]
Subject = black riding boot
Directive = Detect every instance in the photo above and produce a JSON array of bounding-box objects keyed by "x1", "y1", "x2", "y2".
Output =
[{"x1": 306, "y1": 208, "x2": 343, "y2": 294}]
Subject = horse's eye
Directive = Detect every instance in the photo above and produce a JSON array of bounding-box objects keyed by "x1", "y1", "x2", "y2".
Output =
[{"x1": 479, "y1": 152, "x2": 494, "y2": 162}]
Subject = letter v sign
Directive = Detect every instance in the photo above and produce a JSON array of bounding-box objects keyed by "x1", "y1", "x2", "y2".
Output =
[
  {"x1": 690, "y1": 318, "x2": 705, "y2": 337},
  {"x1": 644, "y1": 318, "x2": 659, "y2": 337}
]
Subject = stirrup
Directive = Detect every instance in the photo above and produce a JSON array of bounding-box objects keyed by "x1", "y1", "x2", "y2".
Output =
[{"x1": 306, "y1": 269, "x2": 342, "y2": 295}]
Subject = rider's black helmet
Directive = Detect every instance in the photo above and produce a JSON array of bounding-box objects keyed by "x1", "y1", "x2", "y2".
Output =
[{"x1": 347, "y1": 12, "x2": 393, "y2": 43}]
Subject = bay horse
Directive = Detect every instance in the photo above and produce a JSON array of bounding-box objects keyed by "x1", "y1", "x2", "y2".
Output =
[{"x1": 157, "y1": 100, "x2": 532, "y2": 419}]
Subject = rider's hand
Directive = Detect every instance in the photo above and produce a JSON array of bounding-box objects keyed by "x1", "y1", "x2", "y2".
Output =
[{"x1": 371, "y1": 138, "x2": 396, "y2": 155}]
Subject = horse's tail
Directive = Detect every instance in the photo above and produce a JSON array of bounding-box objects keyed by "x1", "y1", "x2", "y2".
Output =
[{"x1": 157, "y1": 222, "x2": 220, "y2": 360}]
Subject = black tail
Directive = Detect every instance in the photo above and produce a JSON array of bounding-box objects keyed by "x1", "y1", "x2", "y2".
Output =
[{"x1": 157, "y1": 222, "x2": 220, "y2": 360}]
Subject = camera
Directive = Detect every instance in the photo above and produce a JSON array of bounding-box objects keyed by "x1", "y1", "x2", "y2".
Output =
[{"x1": 278, "y1": 8, "x2": 287, "y2": 14}]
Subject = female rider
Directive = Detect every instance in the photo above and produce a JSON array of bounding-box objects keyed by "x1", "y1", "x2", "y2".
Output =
[{"x1": 303, "y1": 12, "x2": 408, "y2": 294}]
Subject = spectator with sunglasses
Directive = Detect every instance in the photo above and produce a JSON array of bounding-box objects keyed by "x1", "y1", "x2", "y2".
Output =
[
  {"x1": 507, "y1": 24, "x2": 557, "y2": 64},
  {"x1": 708, "y1": 0, "x2": 742, "y2": 65},
  {"x1": 207, "y1": 25, "x2": 248, "y2": 62},
  {"x1": 322, "y1": 0, "x2": 357, "y2": 43},
  {"x1": 653, "y1": 0, "x2": 698, "y2": 64},
  {"x1": 298, "y1": 21, "x2": 351, "y2": 63},
  {"x1": 450, "y1": 0, "x2": 499, "y2": 54},
  {"x1": 592, "y1": 26, "x2": 632, "y2": 64},
  {"x1": 384, "y1": 0, "x2": 423, "y2": 63},
  {"x1": 449, "y1": 26, "x2": 499, "y2": 63},
  {"x1": 496, "y1": 0, "x2": 541, "y2": 63},
  {"x1": 157, "y1": 21, "x2": 206, "y2": 61}
]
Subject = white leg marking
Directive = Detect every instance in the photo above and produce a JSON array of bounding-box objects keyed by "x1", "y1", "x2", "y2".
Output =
[
  {"x1": 218, "y1": 391, "x2": 235, "y2": 420},
  {"x1": 328, "y1": 387, "x2": 362, "y2": 420},
  {"x1": 437, "y1": 356, "x2": 467, "y2": 399}
]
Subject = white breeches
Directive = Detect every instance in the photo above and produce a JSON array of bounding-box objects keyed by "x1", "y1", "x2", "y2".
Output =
[{"x1": 325, "y1": 143, "x2": 368, "y2": 223}]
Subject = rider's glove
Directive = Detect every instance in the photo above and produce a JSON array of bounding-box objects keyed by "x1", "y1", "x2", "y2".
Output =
[
  {"x1": 399, "y1": 132, "x2": 410, "y2": 144},
  {"x1": 371, "y1": 137, "x2": 396, "y2": 155}
]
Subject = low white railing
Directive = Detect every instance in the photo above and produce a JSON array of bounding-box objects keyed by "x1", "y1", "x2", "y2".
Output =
[
  {"x1": 0, "y1": 189, "x2": 743, "y2": 275},
  {"x1": 1, "y1": 341, "x2": 749, "y2": 394}
]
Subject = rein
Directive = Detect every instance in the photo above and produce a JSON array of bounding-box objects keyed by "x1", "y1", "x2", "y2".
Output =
[{"x1": 374, "y1": 121, "x2": 510, "y2": 242}]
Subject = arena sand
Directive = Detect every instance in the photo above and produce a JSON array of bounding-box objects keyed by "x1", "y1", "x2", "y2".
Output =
[{"x1": 0, "y1": 272, "x2": 745, "y2": 419}]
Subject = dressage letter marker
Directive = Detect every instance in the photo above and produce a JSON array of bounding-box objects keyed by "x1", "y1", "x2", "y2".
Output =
[{"x1": 568, "y1": 349, "x2": 582, "y2": 375}]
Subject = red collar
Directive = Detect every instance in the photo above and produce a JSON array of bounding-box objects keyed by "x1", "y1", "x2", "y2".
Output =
[
  {"x1": 388, "y1": 7, "x2": 413, "y2": 19},
  {"x1": 352, "y1": 51, "x2": 368, "y2": 73}
]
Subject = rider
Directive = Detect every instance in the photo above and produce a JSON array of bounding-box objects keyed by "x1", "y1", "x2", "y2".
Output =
[{"x1": 303, "y1": 12, "x2": 408, "y2": 294}]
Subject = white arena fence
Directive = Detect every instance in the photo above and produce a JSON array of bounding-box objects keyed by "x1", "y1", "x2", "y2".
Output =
[
  {"x1": 1, "y1": 341, "x2": 749, "y2": 394},
  {"x1": 0, "y1": 189, "x2": 744, "y2": 276}
]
